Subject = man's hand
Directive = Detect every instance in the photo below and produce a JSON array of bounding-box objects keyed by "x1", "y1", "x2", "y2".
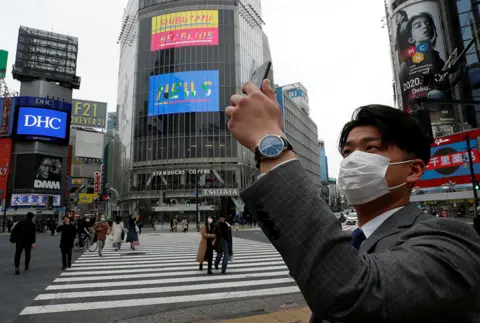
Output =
[
  {"x1": 31, "y1": 243, "x2": 36, "y2": 249},
  {"x1": 225, "y1": 80, "x2": 284, "y2": 152}
]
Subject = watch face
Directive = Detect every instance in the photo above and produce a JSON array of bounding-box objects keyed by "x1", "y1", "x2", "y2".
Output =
[{"x1": 259, "y1": 136, "x2": 284, "y2": 158}]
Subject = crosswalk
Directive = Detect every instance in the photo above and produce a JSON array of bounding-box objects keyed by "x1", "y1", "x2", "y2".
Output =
[{"x1": 19, "y1": 233, "x2": 299, "y2": 318}]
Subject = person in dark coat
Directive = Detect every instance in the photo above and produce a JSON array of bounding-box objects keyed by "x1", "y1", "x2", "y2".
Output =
[
  {"x1": 57, "y1": 215, "x2": 77, "y2": 270},
  {"x1": 125, "y1": 218, "x2": 139, "y2": 250},
  {"x1": 214, "y1": 215, "x2": 231, "y2": 274},
  {"x1": 10, "y1": 212, "x2": 36, "y2": 275}
]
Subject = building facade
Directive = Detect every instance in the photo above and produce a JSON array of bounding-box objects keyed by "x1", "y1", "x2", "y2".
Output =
[
  {"x1": 385, "y1": 0, "x2": 479, "y2": 137},
  {"x1": 116, "y1": 0, "x2": 269, "y2": 221},
  {"x1": 318, "y1": 140, "x2": 329, "y2": 183},
  {"x1": 276, "y1": 83, "x2": 321, "y2": 188}
]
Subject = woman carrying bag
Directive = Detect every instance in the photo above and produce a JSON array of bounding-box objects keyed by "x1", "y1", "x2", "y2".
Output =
[
  {"x1": 196, "y1": 216, "x2": 216, "y2": 275},
  {"x1": 125, "y1": 218, "x2": 140, "y2": 250}
]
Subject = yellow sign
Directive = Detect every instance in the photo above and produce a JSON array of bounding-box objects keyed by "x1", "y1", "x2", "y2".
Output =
[
  {"x1": 72, "y1": 178, "x2": 82, "y2": 185},
  {"x1": 152, "y1": 10, "x2": 218, "y2": 34},
  {"x1": 78, "y1": 193, "x2": 99, "y2": 204},
  {"x1": 71, "y1": 99, "x2": 107, "y2": 129}
]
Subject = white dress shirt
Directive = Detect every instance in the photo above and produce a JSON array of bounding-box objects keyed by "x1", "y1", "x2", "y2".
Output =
[{"x1": 357, "y1": 206, "x2": 405, "y2": 238}]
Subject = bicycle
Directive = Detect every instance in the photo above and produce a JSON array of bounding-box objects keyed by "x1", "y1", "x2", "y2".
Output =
[{"x1": 73, "y1": 234, "x2": 98, "y2": 252}]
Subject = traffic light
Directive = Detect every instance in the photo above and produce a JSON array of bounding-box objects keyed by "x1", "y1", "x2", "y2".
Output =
[
  {"x1": 186, "y1": 200, "x2": 190, "y2": 207},
  {"x1": 475, "y1": 182, "x2": 480, "y2": 191}
]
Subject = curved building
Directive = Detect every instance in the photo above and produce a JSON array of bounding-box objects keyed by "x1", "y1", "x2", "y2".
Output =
[{"x1": 115, "y1": 0, "x2": 270, "y2": 221}]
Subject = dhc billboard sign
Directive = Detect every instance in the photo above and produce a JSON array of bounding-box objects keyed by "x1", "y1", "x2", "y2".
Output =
[{"x1": 11, "y1": 97, "x2": 71, "y2": 145}]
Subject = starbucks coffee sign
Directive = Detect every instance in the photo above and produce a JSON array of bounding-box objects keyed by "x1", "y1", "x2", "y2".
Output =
[
  {"x1": 153, "y1": 169, "x2": 210, "y2": 176},
  {"x1": 202, "y1": 188, "x2": 239, "y2": 196}
]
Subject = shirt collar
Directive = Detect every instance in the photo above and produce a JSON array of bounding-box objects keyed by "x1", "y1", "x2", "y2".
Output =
[{"x1": 354, "y1": 206, "x2": 405, "y2": 239}]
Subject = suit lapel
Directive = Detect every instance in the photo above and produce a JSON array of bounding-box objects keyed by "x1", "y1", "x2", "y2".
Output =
[{"x1": 359, "y1": 203, "x2": 424, "y2": 253}]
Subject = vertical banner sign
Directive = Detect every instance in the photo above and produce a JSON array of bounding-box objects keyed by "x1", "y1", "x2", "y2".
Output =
[
  {"x1": 66, "y1": 145, "x2": 72, "y2": 200},
  {"x1": 94, "y1": 172, "x2": 100, "y2": 194},
  {"x1": 0, "y1": 138, "x2": 13, "y2": 200},
  {"x1": 0, "y1": 50, "x2": 8, "y2": 79},
  {"x1": 389, "y1": 0, "x2": 451, "y2": 121},
  {"x1": 100, "y1": 164, "x2": 104, "y2": 194}
]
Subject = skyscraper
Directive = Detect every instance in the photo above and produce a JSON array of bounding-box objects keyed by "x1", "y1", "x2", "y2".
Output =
[{"x1": 115, "y1": 0, "x2": 270, "y2": 220}]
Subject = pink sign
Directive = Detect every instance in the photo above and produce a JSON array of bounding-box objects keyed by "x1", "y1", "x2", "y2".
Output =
[{"x1": 151, "y1": 27, "x2": 218, "y2": 51}]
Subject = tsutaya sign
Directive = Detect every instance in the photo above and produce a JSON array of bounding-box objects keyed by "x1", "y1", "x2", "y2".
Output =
[
  {"x1": 153, "y1": 169, "x2": 210, "y2": 176},
  {"x1": 202, "y1": 188, "x2": 239, "y2": 196}
]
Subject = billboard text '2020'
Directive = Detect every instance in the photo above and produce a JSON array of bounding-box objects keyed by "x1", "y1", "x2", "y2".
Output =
[{"x1": 148, "y1": 70, "x2": 219, "y2": 116}]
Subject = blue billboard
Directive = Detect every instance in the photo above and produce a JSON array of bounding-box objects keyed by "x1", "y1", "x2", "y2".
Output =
[
  {"x1": 148, "y1": 70, "x2": 219, "y2": 116},
  {"x1": 15, "y1": 107, "x2": 69, "y2": 142}
]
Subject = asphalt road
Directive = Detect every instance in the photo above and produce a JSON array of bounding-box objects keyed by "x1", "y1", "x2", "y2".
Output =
[
  {"x1": 0, "y1": 231, "x2": 83, "y2": 323},
  {"x1": 9, "y1": 230, "x2": 304, "y2": 323}
]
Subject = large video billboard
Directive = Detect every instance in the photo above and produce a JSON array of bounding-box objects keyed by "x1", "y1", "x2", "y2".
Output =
[
  {"x1": 71, "y1": 99, "x2": 107, "y2": 130},
  {"x1": 14, "y1": 154, "x2": 63, "y2": 192},
  {"x1": 416, "y1": 129, "x2": 480, "y2": 188},
  {"x1": 0, "y1": 138, "x2": 12, "y2": 200},
  {"x1": 390, "y1": 1, "x2": 451, "y2": 119},
  {"x1": 16, "y1": 107, "x2": 68, "y2": 139},
  {"x1": 151, "y1": 10, "x2": 219, "y2": 51},
  {"x1": 148, "y1": 70, "x2": 219, "y2": 116}
]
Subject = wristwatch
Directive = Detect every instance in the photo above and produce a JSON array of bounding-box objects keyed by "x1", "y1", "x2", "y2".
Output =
[{"x1": 254, "y1": 134, "x2": 294, "y2": 169}]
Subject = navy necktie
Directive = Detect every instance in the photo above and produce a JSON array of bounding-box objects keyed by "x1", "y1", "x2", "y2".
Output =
[{"x1": 351, "y1": 228, "x2": 366, "y2": 250}]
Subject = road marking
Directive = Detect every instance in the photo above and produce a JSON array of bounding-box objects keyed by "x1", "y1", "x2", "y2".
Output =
[
  {"x1": 36, "y1": 278, "x2": 294, "y2": 300},
  {"x1": 22, "y1": 286, "x2": 300, "y2": 315}
]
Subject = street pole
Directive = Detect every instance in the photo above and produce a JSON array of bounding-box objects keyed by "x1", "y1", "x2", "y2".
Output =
[
  {"x1": 466, "y1": 135, "x2": 480, "y2": 235},
  {"x1": 196, "y1": 170, "x2": 200, "y2": 232},
  {"x1": 1, "y1": 181, "x2": 8, "y2": 233},
  {"x1": 466, "y1": 134, "x2": 479, "y2": 213}
]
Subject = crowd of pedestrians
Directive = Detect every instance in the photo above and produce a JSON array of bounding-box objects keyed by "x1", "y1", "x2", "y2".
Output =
[{"x1": 8, "y1": 212, "x2": 142, "y2": 274}]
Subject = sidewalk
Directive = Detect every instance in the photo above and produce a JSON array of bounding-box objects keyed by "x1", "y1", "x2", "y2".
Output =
[{"x1": 217, "y1": 306, "x2": 311, "y2": 323}]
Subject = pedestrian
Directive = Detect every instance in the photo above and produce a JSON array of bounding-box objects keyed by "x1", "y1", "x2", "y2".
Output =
[
  {"x1": 48, "y1": 218, "x2": 57, "y2": 236},
  {"x1": 213, "y1": 215, "x2": 231, "y2": 274},
  {"x1": 94, "y1": 215, "x2": 110, "y2": 257},
  {"x1": 196, "y1": 216, "x2": 216, "y2": 275},
  {"x1": 126, "y1": 218, "x2": 139, "y2": 250},
  {"x1": 56, "y1": 215, "x2": 76, "y2": 270},
  {"x1": 111, "y1": 216, "x2": 124, "y2": 251},
  {"x1": 75, "y1": 215, "x2": 86, "y2": 250},
  {"x1": 7, "y1": 218, "x2": 13, "y2": 233},
  {"x1": 10, "y1": 212, "x2": 36, "y2": 275},
  {"x1": 181, "y1": 216, "x2": 189, "y2": 232},
  {"x1": 226, "y1": 79, "x2": 480, "y2": 321}
]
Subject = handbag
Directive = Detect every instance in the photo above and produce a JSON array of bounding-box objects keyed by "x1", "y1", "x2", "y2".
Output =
[
  {"x1": 9, "y1": 230, "x2": 18, "y2": 244},
  {"x1": 121, "y1": 230, "x2": 125, "y2": 240},
  {"x1": 132, "y1": 241, "x2": 140, "y2": 246}
]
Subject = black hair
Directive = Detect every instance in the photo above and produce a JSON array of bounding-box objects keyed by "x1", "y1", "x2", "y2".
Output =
[
  {"x1": 407, "y1": 12, "x2": 437, "y2": 48},
  {"x1": 115, "y1": 216, "x2": 121, "y2": 225},
  {"x1": 338, "y1": 105, "x2": 431, "y2": 166},
  {"x1": 26, "y1": 212, "x2": 35, "y2": 220},
  {"x1": 129, "y1": 218, "x2": 135, "y2": 227}
]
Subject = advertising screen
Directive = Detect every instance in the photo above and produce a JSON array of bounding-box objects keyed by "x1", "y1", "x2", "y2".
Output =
[
  {"x1": 390, "y1": 1, "x2": 451, "y2": 120},
  {"x1": 71, "y1": 99, "x2": 107, "y2": 129},
  {"x1": 15, "y1": 154, "x2": 63, "y2": 192},
  {"x1": 416, "y1": 129, "x2": 480, "y2": 188},
  {"x1": 0, "y1": 138, "x2": 12, "y2": 200},
  {"x1": 148, "y1": 70, "x2": 219, "y2": 116},
  {"x1": 151, "y1": 10, "x2": 219, "y2": 51},
  {"x1": 11, "y1": 194, "x2": 61, "y2": 207},
  {"x1": 15, "y1": 106, "x2": 68, "y2": 141}
]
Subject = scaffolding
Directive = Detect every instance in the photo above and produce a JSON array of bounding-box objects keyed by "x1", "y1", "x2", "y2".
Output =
[{"x1": 0, "y1": 78, "x2": 18, "y2": 135}]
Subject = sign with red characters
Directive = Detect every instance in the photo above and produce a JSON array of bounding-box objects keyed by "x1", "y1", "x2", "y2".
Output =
[
  {"x1": 0, "y1": 138, "x2": 12, "y2": 200},
  {"x1": 94, "y1": 172, "x2": 100, "y2": 194},
  {"x1": 416, "y1": 129, "x2": 480, "y2": 188},
  {"x1": 100, "y1": 164, "x2": 104, "y2": 194}
]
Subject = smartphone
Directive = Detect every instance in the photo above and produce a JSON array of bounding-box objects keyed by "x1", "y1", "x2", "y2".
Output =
[{"x1": 250, "y1": 61, "x2": 272, "y2": 89}]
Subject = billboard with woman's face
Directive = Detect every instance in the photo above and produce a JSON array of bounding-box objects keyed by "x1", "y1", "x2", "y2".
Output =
[{"x1": 390, "y1": 1, "x2": 452, "y2": 122}]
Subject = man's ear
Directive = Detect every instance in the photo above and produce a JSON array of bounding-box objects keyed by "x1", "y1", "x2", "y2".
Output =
[{"x1": 407, "y1": 159, "x2": 425, "y2": 184}]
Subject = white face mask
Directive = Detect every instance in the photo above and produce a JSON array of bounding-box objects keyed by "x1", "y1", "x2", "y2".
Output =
[
  {"x1": 207, "y1": 218, "x2": 213, "y2": 224},
  {"x1": 338, "y1": 151, "x2": 412, "y2": 206}
]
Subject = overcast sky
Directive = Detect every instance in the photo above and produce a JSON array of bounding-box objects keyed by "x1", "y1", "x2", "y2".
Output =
[{"x1": 1, "y1": 0, "x2": 394, "y2": 178}]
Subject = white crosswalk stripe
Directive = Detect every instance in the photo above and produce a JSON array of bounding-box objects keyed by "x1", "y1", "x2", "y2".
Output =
[{"x1": 19, "y1": 233, "x2": 300, "y2": 316}]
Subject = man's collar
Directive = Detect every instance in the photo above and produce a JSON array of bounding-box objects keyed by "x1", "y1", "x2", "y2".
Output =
[{"x1": 359, "y1": 206, "x2": 405, "y2": 238}]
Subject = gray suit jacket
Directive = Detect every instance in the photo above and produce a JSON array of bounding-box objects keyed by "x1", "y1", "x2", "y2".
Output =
[{"x1": 240, "y1": 160, "x2": 480, "y2": 323}]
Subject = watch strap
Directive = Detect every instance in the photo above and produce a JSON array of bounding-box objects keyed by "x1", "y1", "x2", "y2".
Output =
[{"x1": 254, "y1": 136, "x2": 294, "y2": 169}]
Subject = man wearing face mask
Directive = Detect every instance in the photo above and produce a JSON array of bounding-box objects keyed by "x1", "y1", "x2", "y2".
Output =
[{"x1": 225, "y1": 80, "x2": 480, "y2": 322}]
